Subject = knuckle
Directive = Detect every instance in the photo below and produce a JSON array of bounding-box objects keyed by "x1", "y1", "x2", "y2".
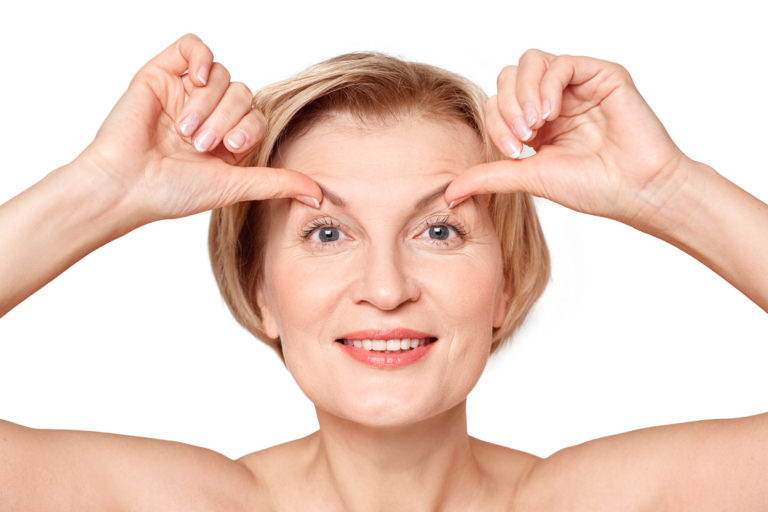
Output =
[
  {"x1": 519, "y1": 48, "x2": 543, "y2": 64},
  {"x1": 551, "y1": 54, "x2": 573, "y2": 67},
  {"x1": 230, "y1": 81, "x2": 253, "y2": 103},
  {"x1": 268, "y1": 171, "x2": 291, "y2": 196},
  {"x1": 250, "y1": 112, "x2": 267, "y2": 139},
  {"x1": 497, "y1": 65, "x2": 517, "y2": 89},
  {"x1": 180, "y1": 33, "x2": 202, "y2": 45},
  {"x1": 610, "y1": 62, "x2": 633, "y2": 82},
  {"x1": 484, "y1": 96, "x2": 496, "y2": 114},
  {"x1": 210, "y1": 62, "x2": 231, "y2": 83}
]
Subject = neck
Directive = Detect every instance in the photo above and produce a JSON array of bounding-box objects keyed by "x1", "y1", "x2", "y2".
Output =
[{"x1": 309, "y1": 400, "x2": 483, "y2": 511}]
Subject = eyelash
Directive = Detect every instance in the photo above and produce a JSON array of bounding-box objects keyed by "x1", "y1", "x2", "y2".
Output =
[
  {"x1": 300, "y1": 216, "x2": 341, "y2": 240},
  {"x1": 300, "y1": 215, "x2": 468, "y2": 247},
  {"x1": 424, "y1": 216, "x2": 468, "y2": 238}
]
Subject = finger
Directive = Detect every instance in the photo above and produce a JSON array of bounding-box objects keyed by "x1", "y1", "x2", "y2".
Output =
[
  {"x1": 147, "y1": 33, "x2": 213, "y2": 86},
  {"x1": 539, "y1": 54, "x2": 618, "y2": 122},
  {"x1": 175, "y1": 62, "x2": 231, "y2": 138},
  {"x1": 190, "y1": 81, "x2": 256, "y2": 153},
  {"x1": 538, "y1": 55, "x2": 576, "y2": 123},
  {"x1": 223, "y1": 108, "x2": 266, "y2": 154},
  {"x1": 217, "y1": 164, "x2": 324, "y2": 208},
  {"x1": 496, "y1": 65, "x2": 532, "y2": 142},
  {"x1": 516, "y1": 48, "x2": 556, "y2": 130},
  {"x1": 485, "y1": 95, "x2": 523, "y2": 159},
  {"x1": 444, "y1": 160, "x2": 546, "y2": 206}
]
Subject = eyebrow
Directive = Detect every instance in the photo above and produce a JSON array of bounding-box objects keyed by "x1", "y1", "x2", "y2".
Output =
[{"x1": 318, "y1": 182, "x2": 451, "y2": 210}]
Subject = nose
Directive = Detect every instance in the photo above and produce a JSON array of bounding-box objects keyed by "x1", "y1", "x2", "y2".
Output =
[{"x1": 350, "y1": 246, "x2": 421, "y2": 311}]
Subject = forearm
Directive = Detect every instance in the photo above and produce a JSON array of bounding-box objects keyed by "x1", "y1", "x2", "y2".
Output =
[
  {"x1": 647, "y1": 158, "x2": 768, "y2": 312},
  {"x1": 0, "y1": 161, "x2": 133, "y2": 317}
]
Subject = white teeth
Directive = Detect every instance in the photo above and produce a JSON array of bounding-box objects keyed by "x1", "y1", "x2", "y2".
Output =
[{"x1": 341, "y1": 338, "x2": 434, "y2": 352}]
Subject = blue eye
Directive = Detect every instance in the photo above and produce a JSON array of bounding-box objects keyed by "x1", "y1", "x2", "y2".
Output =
[
  {"x1": 417, "y1": 219, "x2": 467, "y2": 246},
  {"x1": 313, "y1": 226, "x2": 341, "y2": 243},
  {"x1": 427, "y1": 225, "x2": 451, "y2": 240}
]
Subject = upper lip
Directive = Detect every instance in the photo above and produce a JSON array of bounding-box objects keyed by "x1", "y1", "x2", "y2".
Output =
[{"x1": 337, "y1": 328, "x2": 438, "y2": 341}]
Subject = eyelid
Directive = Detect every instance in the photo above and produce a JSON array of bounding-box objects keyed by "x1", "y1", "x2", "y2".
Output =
[
  {"x1": 300, "y1": 216, "x2": 339, "y2": 239},
  {"x1": 412, "y1": 214, "x2": 469, "y2": 247},
  {"x1": 299, "y1": 216, "x2": 354, "y2": 246},
  {"x1": 422, "y1": 215, "x2": 468, "y2": 236}
]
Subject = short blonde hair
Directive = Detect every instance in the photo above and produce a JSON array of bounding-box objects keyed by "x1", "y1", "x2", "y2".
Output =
[{"x1": 208, "y1": 52, "x2": 550, "y2": 359}]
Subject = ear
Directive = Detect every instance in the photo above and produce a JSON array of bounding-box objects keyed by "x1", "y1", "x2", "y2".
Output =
[
  {"x1": 256, "y1": 282, "x2": 280, "y2": 339},
  {"x1": 492, "y1": 275, "x2": 511, "y2": 329}
]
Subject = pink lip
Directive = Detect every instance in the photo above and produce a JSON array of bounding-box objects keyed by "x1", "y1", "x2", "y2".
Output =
[
  {"x1": 335, "y1": 328, "x2": 438, "y2": 369},
  {"x1": 338, "y1": 328, "x2": 437, "y2": 340}
]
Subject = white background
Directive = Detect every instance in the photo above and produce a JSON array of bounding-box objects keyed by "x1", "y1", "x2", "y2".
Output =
[{"x1": 0, "y1": 0, "x2": 766, "y2": 459}]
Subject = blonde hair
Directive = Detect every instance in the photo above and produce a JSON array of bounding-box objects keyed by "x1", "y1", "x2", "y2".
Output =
[{"x1": 208, "y1": 52, "x2": 550, "y2": 359}]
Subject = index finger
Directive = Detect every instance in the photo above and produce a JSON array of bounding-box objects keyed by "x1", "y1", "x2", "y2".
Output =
[{"x1": 143, "y1": 33, "x2": 213, "y2": 86}]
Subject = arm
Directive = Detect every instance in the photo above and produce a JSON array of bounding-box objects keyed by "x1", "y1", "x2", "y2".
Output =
[
  {"x1": 0, "y1": 34, "x2": 320, "y2": 509},
  {"x1": 514, "y1": 412, "x2": 768, "y2": 511},
  {"x1": 0, "y1": 33, "x2": 321, "y2": 318},
  {"x1": 0, "y1": 161, "x2": 128, "y2": 317},
  {"x1": 0, "y1": 419, "x2": 267, "y2": 511},
  {"x1": 445, "y1": 50, "x2": 768, "y2": 312},
  {"x1": 648, "y1": 158, "x2": 768, "y2": 312}
]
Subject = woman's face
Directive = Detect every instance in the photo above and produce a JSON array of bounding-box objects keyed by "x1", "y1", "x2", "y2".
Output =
[{"x1": 258, "y1": 113, "x2": 508, "y2": 427}]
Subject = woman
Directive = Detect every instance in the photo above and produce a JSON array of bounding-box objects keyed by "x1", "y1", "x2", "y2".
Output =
[{"x1": 1, "y1": 33, "x2": 766, "y2": 510}]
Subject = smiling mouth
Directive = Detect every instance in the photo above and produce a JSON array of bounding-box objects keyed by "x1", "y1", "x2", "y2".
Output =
[{"x1": 335, "y1": 337, "x2": 438, "y2": 353}]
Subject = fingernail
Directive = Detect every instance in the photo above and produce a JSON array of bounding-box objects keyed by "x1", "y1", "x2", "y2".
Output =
[
  {"x1": 295, "y1": 195, "x2": 320, "y2": 209},
  {"x1": 542, "y1": 99, "x2": 551, "y2": 120},
  {"x1": 513, "y1": 117, "x2": 532, "y2": 141},
  {"x1": 179, "y1": 113, "x2": 200, "y2": 137},
  {"x1": 197, "y1": 65, "x2": 209, "y2": 86},
  {"x1": 523, "y1": 102, "x2": 538, "y2": 127},
  {"x1": 193, "y1": 128, "x2": 216, "y2": 152},
  {"x1": 448, "y1": 196, "x2": 469, "y2": 209},
  {"x1": 227, "y1": 130, "x2": 247, "y2": 150},
  {"x1": 501, "y1": 135, "x2": 522, "y2": 159}
]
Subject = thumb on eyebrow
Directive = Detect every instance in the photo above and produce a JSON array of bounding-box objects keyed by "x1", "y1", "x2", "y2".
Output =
[
  {"x1": 445, "y1": 159, "x2": 547, "y2": 205},
  {"x1": 219, "y1": 164, "x2": 324, "y2": 206}
]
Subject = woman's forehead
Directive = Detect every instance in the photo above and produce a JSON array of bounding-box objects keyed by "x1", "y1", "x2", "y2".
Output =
[{"x1": 276, "y1": 113, "x2": 485, "y2": 184}]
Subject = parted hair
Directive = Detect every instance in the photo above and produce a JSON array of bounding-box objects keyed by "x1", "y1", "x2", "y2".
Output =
[{"x1": 208, "y1": 52, "x2": 550, "y2": 360}]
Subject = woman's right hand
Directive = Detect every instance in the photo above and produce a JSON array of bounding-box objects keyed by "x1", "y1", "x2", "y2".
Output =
[{"x1": 76, "y1": 33, "x2": 322, "y2": 229}]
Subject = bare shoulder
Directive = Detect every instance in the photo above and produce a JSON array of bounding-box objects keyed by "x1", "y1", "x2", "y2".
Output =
[
  {"x1": 470, "y1": 436, "x2": 541, "y2": 477},
  {"x1": 237, "y1": 433, "x2": 322, "y2": 507},
  {"x1": 0, "y1": 419, "x2": 269, "y2": 511},
  {"x1": 513, "y1": 412, "x2": 768, "y2": 512}
]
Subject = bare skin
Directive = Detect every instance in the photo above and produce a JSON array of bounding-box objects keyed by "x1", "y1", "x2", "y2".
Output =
[{"x1": 1, "y1": 35, "x2": 767, "y2": 511}]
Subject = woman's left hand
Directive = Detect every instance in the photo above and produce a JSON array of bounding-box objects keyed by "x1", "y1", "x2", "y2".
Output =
[
  {"x1": 447, "y1": 50, "x2": 768, "y2": 313},
  {"x1": 445, "y1": 49, "x2": 699, "y2": 235}
]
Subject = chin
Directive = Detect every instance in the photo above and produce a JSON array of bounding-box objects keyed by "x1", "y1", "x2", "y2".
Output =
[{"x1": 316, "y1": 386, "x2": 464, "y2": 429}]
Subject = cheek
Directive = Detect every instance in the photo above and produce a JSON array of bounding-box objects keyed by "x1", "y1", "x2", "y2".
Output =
[
  {"x1": 424, "y1": 250, "x2": 504, "y2": 332},
  {"x1": 416, "y1": 250, "x2": 504, "y2": 387},
  {"x1": 265, "y1": 255, "x2": 352, "y2": 365}
]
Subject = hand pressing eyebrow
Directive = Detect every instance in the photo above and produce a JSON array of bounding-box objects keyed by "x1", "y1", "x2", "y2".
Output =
[{"x1": 317, "y1": 181, "x2": 472, "y2": 211}]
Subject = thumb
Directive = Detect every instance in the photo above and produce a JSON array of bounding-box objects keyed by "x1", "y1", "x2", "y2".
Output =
[
  {"x1": 217, "y1": 163, "x2": 323, "y2": 208},
  {"x1": 444, "y1": 157, "x2": 548, "y2": 207}
]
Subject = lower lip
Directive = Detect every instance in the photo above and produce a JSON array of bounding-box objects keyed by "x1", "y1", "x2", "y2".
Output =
[{"x1": 337, "y1": 341, "x2": 436, "y2": 369}]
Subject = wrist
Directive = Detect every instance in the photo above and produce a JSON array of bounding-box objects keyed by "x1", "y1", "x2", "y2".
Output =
[
  {"x1": 634, "y1": 157, "x2": 768, "y2": 311},
  {"x1": 67, "y1": 150, "x2": 147, "y2": 236},
  {"x1": 630, "y1": 156, "x2": 719, "y2": 244}
]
